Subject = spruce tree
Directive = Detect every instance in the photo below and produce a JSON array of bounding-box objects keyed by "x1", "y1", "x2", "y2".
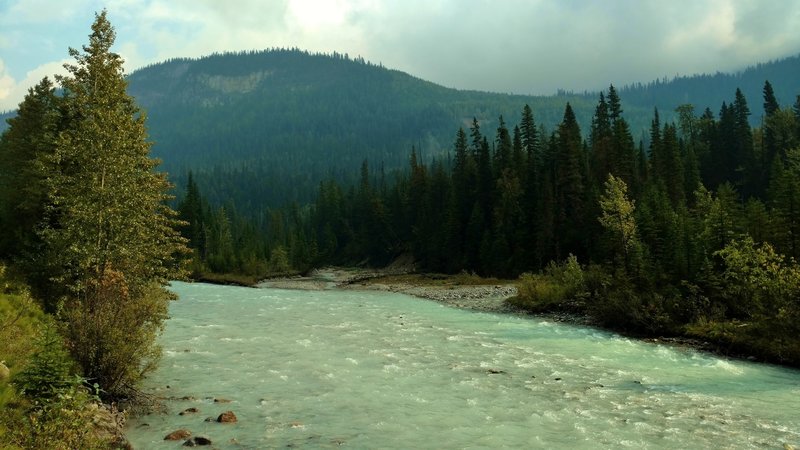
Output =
[
  {"x1": 39, "y1": 11, "x2": 188, "y2": 399},
  {"x1": 554, "y1": 103, "x2": 586, "y2": 260},
  {"x1": 763, "y1": 80, "x2": 779, "y2": 117},
  {"x1": 590, "y1": 92, "x2": 613, "y2": 185},
  {"x1": 0, "y1": 78, "x2": 62, "y2": 265},
  {"x1": 178, "y1": 172, "x2": 207, "y2": 268}
]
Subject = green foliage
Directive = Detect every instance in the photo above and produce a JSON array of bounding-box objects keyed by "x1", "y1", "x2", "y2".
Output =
[
  {"x1": 711, "y1": 236, "x2": 800, "y2": 319},
  {"x1": 268, "y1": 246, "x2": 292, "y2": 274},
  {"x1": 16, "y1": 323, "x2": 75, "y2": 400},
  {"x1": 511, "y1": 255, "x2": 587, "y2": 312},
  {"x1": 6, "y1": 380, "x2": 113, "y2": 450},
  {"x1": 598, "y1": 174, "x2": 641, "y2": 272}
]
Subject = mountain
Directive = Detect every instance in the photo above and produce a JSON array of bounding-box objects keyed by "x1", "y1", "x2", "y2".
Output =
[
  {"x1": 126, "y1": 49, "x2": 597, "y2": 172},
  {"x1": 3, "y1": 49, "x2": 799, "y2": 208},
  {"x1": 124, "y1": 49, "x2": 601, "y2": 207}
]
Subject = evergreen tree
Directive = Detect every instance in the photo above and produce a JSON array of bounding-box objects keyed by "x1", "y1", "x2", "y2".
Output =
[
  {"x1": 494, "y1": 116, "x2": 512, "y2": 174},
  {"x1": 769, "y1": 150, "x2": 800, "y2": 259},
  {"x1": 661, "y1": 123, "x2": 685, "y2": 207},
  {"x1": 0, "y1": 78, "x2": 62, "y2": 266},
  {"x1": 178, "y1": 172, "x2": 207, "y2": 266},
  {"x1": 38, "y1": 11, "x2": 188, "y2": 398},
  {"x1": 794, "y1": 95, "x2": 800, "y2": 138},
  {"x1": 763, "y1": 80, "x2": 779, "y2": 117},
  {"x1": 590, "y1": 92, "x2": 613, "y2": 185},
  {"x1": 732, "y1": 88, "x2": 756, "y2": 195},
  {"x1": 554, "y1": 103, "x2": 587, "y2": 260},
  {"x1": 520, "y1": 104, "x2": 539, "y2": 166}
]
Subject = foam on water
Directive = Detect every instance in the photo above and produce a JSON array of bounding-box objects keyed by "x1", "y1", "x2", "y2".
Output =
[{"x1": 126, "y1": 282, "x2": 800, "y2": 449}]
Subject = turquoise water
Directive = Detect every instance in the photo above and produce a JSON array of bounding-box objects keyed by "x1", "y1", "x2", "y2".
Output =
[{"x1": 126, "y1": 282, "x2": 800, "y2": 449}]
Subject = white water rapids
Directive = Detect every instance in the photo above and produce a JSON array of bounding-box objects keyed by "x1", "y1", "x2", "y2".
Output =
[{"x1": 126, "y1": 282, "x2": 800, "y2": 449}]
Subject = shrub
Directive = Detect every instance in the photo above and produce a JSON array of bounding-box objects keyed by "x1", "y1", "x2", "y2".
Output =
[
  {"x1": 15, "y1": 323, "x2": 75, "y2": 400},
  {"x1": 511, "y1": 255, "x2": 588, "y2": 312},
  {"x1": 0, "y1": 269, "x2": 118, "y2": 449}
]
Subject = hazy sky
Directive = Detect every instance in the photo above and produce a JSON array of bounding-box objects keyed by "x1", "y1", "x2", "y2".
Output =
[{"x1": 1, "y1": 0, "x2": 800, "y2": 110}]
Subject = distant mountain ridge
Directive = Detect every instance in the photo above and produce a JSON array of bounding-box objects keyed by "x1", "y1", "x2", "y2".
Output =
[
  {"x1": 617, "y1": 55, "x2": 800, "y2": 118},
  {"x1": 125, "y1": 49, "x2": 799, "y2": 170},
  {"x1": 2, "y1": 49, "x2": 799, "y2": 207}
]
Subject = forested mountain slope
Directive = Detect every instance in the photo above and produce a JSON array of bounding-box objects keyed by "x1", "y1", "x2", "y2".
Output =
[
  {"x1": 126, "y1": 49, "x2": 597, "y2": 172},
  {"x1": 3, "y1": 50, "x2": 799, "y2": 207}
]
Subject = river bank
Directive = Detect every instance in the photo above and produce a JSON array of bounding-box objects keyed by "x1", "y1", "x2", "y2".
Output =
[
  {"x1": 258, "y1": 267, "x2": 517, "y2": 312},
  {"x1": 259, "y1": 267, "x2": 593, "y2": 325}
]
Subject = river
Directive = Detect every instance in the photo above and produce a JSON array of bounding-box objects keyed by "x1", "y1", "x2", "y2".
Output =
[{"x1": 125, "y1": 282, "x2": 800, "y2": 449}]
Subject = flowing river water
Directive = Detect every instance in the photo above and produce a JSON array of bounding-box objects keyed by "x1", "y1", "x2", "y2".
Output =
[{"x1": 126, "y1": 282, "x2": 800, "y2": 449}]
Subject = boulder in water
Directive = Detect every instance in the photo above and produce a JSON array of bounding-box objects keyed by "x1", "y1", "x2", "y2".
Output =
[
  {"x1": 217, "y1": 410, "x2": 237, "y2": 423},
  {"x1": 164, "y1": 429, "x2": 191, "y2": 440},
  {"x1": 183, "y1": 436, "x2": 212, "y2": 446},
  {"x1": 179, "y1": 407, "x2": 199, "y2": 415}
]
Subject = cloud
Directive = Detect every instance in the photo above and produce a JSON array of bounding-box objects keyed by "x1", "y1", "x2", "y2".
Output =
[
  {"x1": 4, "y1": 0, "x2": 93, "y2": 23},
  {"x1": 0, "y1": 60, "x2": 15, "y2": 110},
  {"x1": 0, "y1": 59, "x2": 69, "y2": 111},
  {"x1": 2, "y1": 0, "x2": 800, "y2": 109}
]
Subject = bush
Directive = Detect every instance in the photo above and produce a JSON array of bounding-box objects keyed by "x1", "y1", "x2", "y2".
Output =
[
  {"x1": 6, "y1": 380, "x2": 113, "y2": 450},
  {"x1": 0, "y1": 268, "x2": 119, "y2": 449},
  {"x1": 511, "y1": 255, "x2": 588, "y2": 312},
  {"x1": 60, "y1": 268, "x2": 170, "y2": 400},
  {"x1": 16, "y1": 323, "x2": 76, "y2": 400}
]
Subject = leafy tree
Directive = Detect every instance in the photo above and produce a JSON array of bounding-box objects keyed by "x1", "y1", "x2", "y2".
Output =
[
  {"x1": 38, "y1": 11, "x2": 188, "y2": 399},
  {"x1": 714, "y1": 236, "x2": 800, "y2": 319},
  {"x1": 598, "y1": 174, "x2": 641, "y2": 273}
]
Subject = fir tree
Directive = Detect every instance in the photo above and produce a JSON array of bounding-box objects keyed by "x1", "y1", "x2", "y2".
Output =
[{"x1": 0, "y1": 78, "x2": 62, "y2": 268}]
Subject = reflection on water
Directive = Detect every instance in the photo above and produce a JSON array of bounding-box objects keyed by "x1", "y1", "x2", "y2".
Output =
[{"x1": 126, "y1": 282, "x2": 800, "y2": 449}]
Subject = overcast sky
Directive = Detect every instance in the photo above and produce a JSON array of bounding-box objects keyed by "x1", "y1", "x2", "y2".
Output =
[{"x1": 1, "y1": 0, "x2": 800, "y2": 110}]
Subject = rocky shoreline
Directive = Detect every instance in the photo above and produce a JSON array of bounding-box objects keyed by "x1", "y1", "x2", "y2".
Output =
[
  {"x1": 258, "y1": 267, "x2": 519, "y2": 312},
  {"x1": 257, "y1": 267, "x2": 592, "y2": 325}
]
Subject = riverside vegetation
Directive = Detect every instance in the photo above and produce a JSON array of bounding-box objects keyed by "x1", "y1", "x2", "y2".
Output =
[{"x1": 0, "y1": 11, "x2": 186, "y2": 448}]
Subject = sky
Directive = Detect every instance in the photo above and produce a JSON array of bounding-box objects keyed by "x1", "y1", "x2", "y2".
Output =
[{"x1": 1, "y1": 0, "x2": 800, "y2": 111}]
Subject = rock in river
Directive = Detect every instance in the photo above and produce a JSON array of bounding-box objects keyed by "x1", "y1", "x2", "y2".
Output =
[
  {"x1": 164, "y1": 429, "x2": 191, "y2": 440},
  {"x1": 179, "y1": 407, "x2": 199, "y2": 415},
  {"x1": 217, "y1": 410, "x2": 238, "y2": 423},
  {"x1": 183, "y1": 436, "x2": 212, "y2": 446}
]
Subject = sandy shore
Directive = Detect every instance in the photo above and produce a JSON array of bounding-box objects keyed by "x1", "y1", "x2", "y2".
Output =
[{"x1": 258, "y1": 267, "x2": 520, "y2": 314}]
